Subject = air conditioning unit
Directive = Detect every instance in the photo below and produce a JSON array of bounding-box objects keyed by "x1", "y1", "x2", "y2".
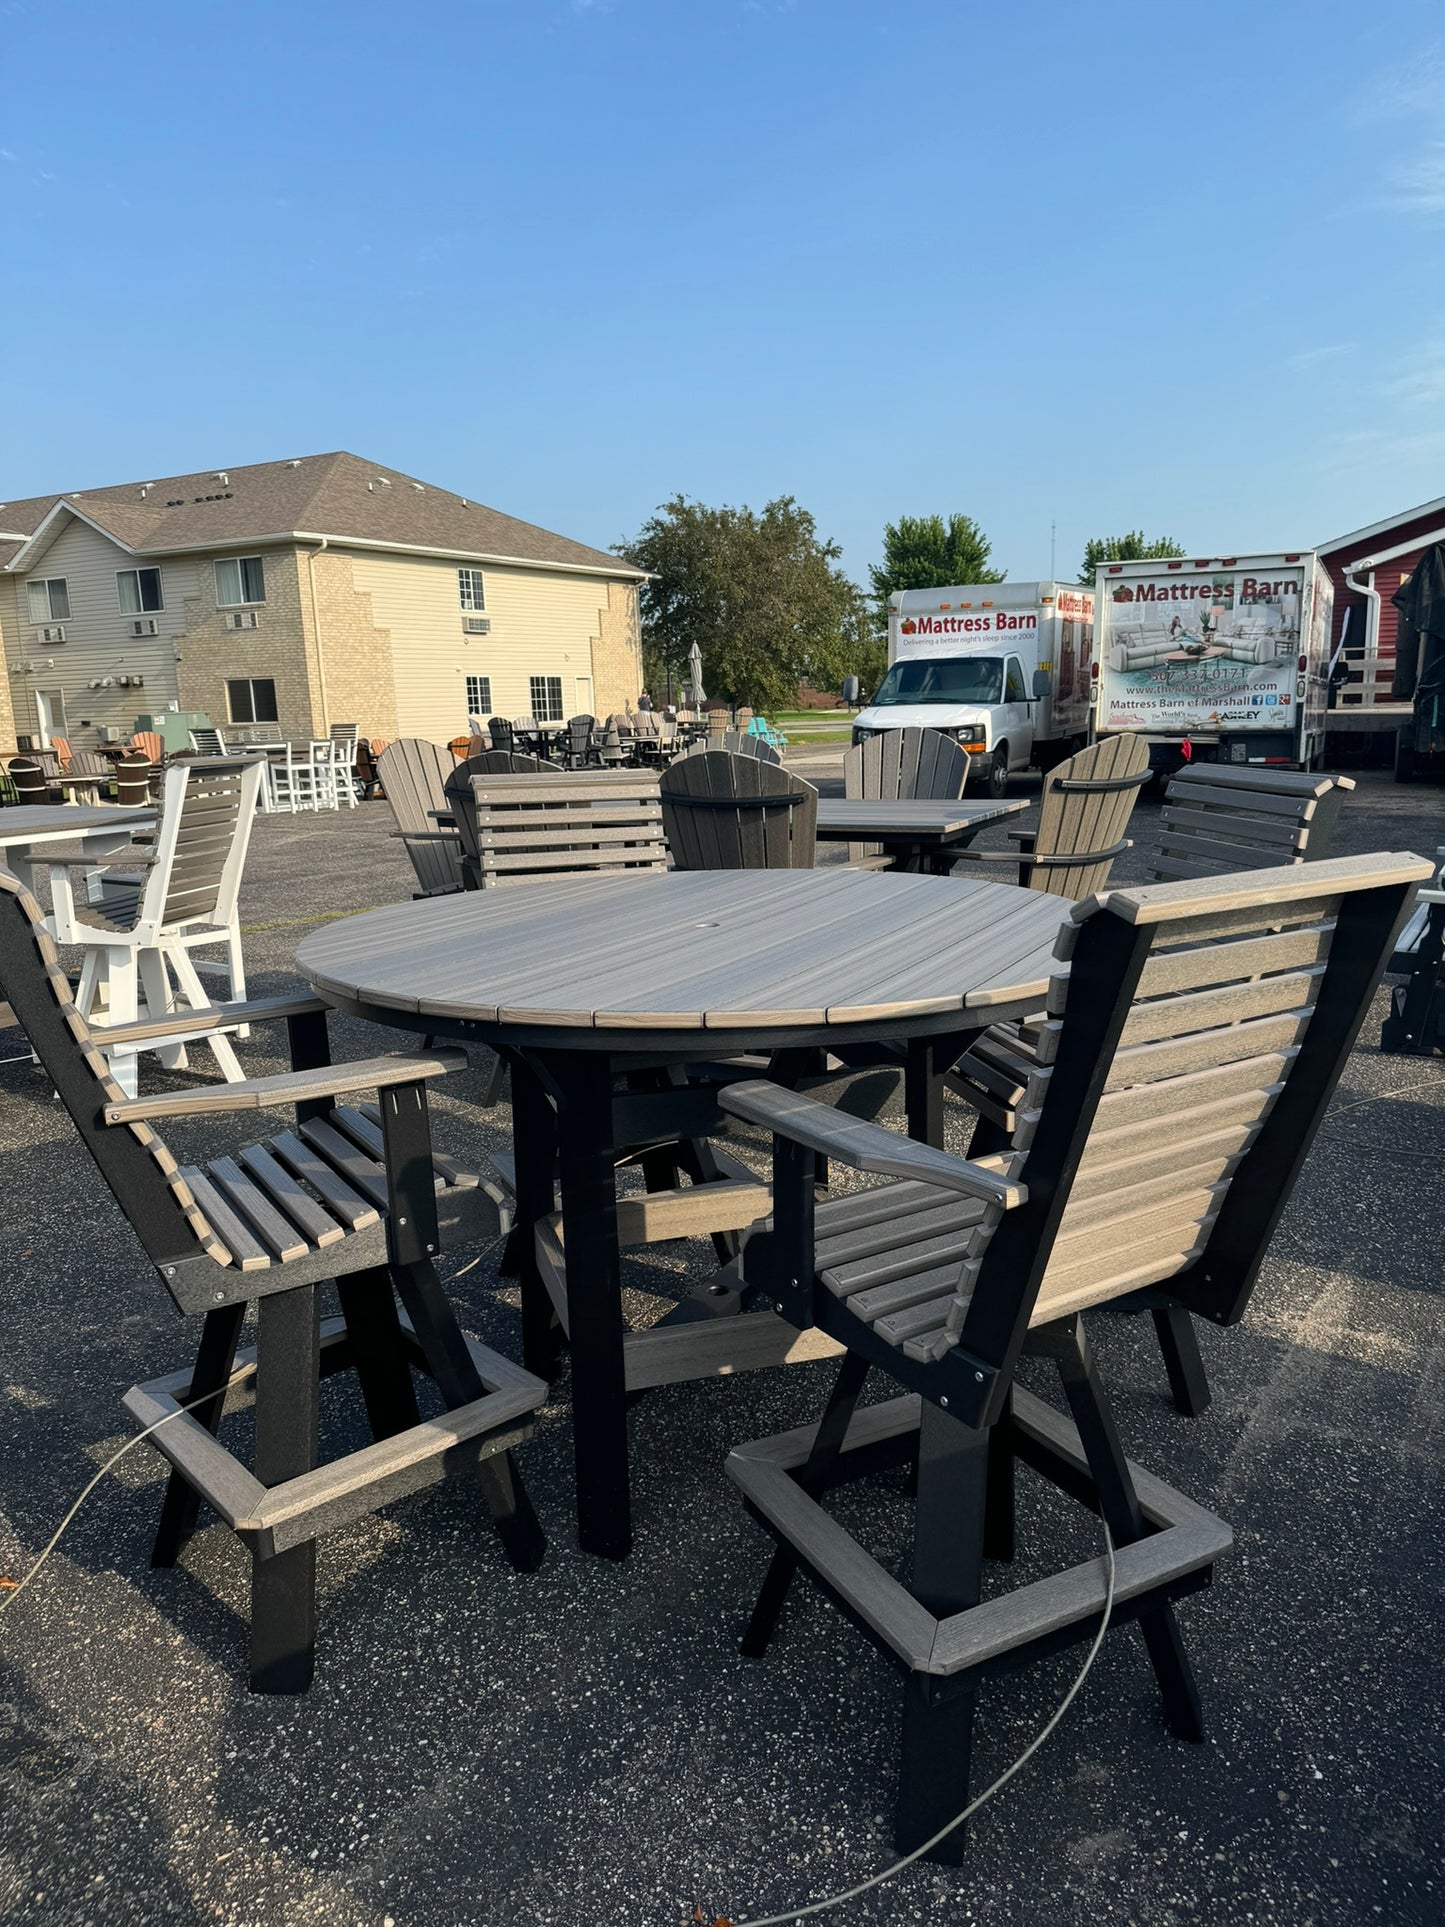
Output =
[
  {"x1": 100, "y1": 726, "x2": 127, "y2": 743},
  {"x1": 131, "y1": 617, "x2": 159, "y2": 637},
  {"x1": 40, "y1": 625, "x2": 66, "y2": 644},
  {"x1": 463, "y1": 616, "x2": 491, "y2": 636},
  {"x1": 226, "y1": 610, "x2": 260, "y2": 630}
]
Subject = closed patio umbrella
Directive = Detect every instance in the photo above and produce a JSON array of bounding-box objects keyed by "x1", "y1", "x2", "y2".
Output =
[{"x1": 687, "y1": 643, "x2": 706, "y2": 707}]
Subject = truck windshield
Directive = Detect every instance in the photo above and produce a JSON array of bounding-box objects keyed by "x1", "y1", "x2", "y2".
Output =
[{"x1": 872, "y1": 656, "x2": 1004, "y2": 706}]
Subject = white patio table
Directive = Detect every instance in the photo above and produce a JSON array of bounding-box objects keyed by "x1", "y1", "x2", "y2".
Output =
[
  {"x1": 0, "y1": 804, "x2": 156, "y2": 892},
  {"x1": 297, "y1": 867, "x2": 1070, "y2": 1558}
]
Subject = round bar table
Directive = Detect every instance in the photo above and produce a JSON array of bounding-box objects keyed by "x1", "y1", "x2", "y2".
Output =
[{"x1": 297, "y1": 868, "x2": 1070, "y2": 1559}]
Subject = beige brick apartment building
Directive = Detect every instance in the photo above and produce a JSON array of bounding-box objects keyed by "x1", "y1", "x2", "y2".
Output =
[{"x1": 0, "y1": 452, "x2": 646, "y2": 750}]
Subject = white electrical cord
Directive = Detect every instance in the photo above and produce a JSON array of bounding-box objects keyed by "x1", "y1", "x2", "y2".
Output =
[{"x1": 727, "y1": 1517, "x2": 1117, "y2": 1927}]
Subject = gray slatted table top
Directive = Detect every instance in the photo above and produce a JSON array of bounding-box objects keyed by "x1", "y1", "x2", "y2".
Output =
[
  {"x1": 296, "y1": 869, "x2": 1070, "y2": 1042},
  {"x1": 814, "y1": 797, "x2": 1028, "y2": 840},
  {"x1": 0, "y1": 805, "x2": 155, "y2": 847}
]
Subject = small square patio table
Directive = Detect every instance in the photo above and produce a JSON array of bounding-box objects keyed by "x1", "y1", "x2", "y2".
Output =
[
  {"x1": 814, "y1": 795, "x2": 1029, "y2": 873},
  {"x1": 296, "y1": 867, "x2": 1070, "y2": 1559}
]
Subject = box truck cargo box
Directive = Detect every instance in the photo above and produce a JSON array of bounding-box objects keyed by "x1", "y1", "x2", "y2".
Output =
[
  {"x1": 1094, "y1": 552, "x2": 1332, "y2": 773},
  {"x1": 853, "y1": 582, "x2": 1094, "y2": 796}
]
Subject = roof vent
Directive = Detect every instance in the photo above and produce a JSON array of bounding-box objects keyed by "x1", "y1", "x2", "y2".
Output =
[
  {"x1": 214, "y1": 472, "x2": 228, "y2": 484},
  {"x1": 288, "y1": 459, "x2": 302, "y2": 468},
  {"x1": 411, "y1": 483, "x2": 425, "y2": 492},
  {"x1": 373, "y1": 476, "x2": 391, "y2": 486},
  {"x1": 139, "y1": 484, "x2": 151, "y2": 497}
]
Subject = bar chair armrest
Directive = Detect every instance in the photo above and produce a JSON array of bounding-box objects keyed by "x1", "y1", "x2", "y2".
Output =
[
  {"x1": 102, "y1": 1049, "x2": 468, "y2": 1123},
  {"x1": 717, "y1": 1078, "x2": 1025, "y2": 1208},
  {"x1": 97, "y1": 993, "x2": 331, "y2": 1046}
]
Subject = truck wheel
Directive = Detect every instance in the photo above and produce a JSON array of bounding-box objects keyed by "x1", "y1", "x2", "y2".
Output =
[{"x1": 984, "y1": 750, "x2": 1009, "y2": 799}]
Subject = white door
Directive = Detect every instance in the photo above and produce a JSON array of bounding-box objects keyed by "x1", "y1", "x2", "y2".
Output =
[
  {"x1": 1002, "y1": 657, "x2": 1034, "y2": 768},
  {"x1": 36, "y1": 689, "x2": 67, "y2": 748},
  {"x1": 575, "y1": 676, "x2": 594, "y2": 718}
]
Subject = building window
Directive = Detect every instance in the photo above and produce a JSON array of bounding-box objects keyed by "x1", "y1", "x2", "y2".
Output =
[
  {"x1": 226, "y1": 677, "x2": 279, "y2": 724},
  {"x1": 117, "y1": 567, "x2": 164, "y2": 614},
  {"x1": 26, "y1": 577, "x2": 70, "y2": 622},
  {"x1": 215, "y1": 556, "x2": 267, "y2": 606},
  {"x1": 529, "y1": 675, "x2": 564, "y2": 722},
  {"x1": 458, "y1": 567, "x2": 485, "y2": 611},
  {"x1": 465, "y1": 674, "x2": 493, "y2": 718}
]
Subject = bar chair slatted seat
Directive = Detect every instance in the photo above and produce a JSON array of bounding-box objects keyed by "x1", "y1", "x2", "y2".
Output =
[
  {"x1": 717, "y1": 850, "x2": 1427, "y2": 1861},
  {"x1": 842, "y1": 727, "x2": 972, "y2": 870},
  {"x1": 949, "y1": 758, "x2": 1355, "y2": 1412},
  {"x1": 377, "y1": 739, "x2": 463, "y2": 899},
  {"x1": 0, "y1": 868, "x2": 544, "y2": 1693},
  {"x1": 661, "y1": 749, "x2": 817, "y2": 870},
  {"x1": 467, "y1": 771, "x2": 668, "y2": 888}
]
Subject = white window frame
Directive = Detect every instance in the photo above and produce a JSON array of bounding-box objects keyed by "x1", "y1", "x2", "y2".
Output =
[
  {"x1": 458, "y1": 567, "x2": 486, "y2": 611},
  {"x1": 215, "y1": 555, "x2": 267, "y2": 607},
  {"x1": 225, "y1": 676, "x2": 279, "y2": 725},
  {"x1": 27, "y1": 577, "x2": 70, "y2": 623},
  {"x1": 529, "y1": 674, "x2": 565, "y2": 723},
  {"x1": 465, "y1": 674, "x2": 493, "y2": 718},
  {"x1": 116, "y1": 566, "x2": 164, "y2": 615}
]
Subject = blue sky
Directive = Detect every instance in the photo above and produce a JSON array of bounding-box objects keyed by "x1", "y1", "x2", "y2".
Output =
[{"x1": 4, "y1": 0, "x2": 1444, "y2": 582}]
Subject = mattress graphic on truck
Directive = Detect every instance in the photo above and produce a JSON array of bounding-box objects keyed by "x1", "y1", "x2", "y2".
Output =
[{"x1": 1101, "y1": 573, "x2": 1302, "y2": 733}]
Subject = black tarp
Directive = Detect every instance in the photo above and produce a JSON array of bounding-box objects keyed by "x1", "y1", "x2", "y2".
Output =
[{"x1": 1392, "y1": 540, "x2": 1445, "y2": 703}]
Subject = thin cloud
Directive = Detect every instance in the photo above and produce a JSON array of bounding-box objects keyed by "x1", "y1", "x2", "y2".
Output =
[
  {"x1": 1381, "y1": 141, "x2": 1445, "y2": 218},
  {"x1": 1286, "y1": 343, "x2": 1358, "y2": 370}
]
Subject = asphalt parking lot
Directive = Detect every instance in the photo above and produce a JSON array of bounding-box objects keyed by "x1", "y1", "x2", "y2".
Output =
[{"x1": 0, "y1": 762, "x2": 1441, "y2": 1926}]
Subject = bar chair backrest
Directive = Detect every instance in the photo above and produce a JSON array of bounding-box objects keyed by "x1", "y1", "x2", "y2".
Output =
[
  {"x1": 1151, "y1": 765, "x2": 1356, "y2": 883},
  {"x1": 377, "y1": 739, "x2": 460, "y2": 898},
  {"x1": 661, "y1": 749, "x2": 818, "y2": 870},
  {"x1": 843, "y1": 727, "x2": 970, "y2": 866},
  {"x1": 466, "y1": 772, "x2": 668, "y2": 888},
  {"x1": 1018, "y1": 734, "x2": 1153, "y2": 897}
]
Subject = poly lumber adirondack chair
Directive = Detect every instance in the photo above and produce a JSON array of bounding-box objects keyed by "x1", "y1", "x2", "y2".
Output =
[
  {"x1": 378, "y1": 739, "x2": 462, "y2": 898},
  {"x1": 0, "y1": 867, "x2": 544, "y2": 1691},
  {"x1": 717, "y1": 849, "x2": 1429, "y2": 1861},
  {"x1": 46, "y1": 756, "x2": 266, "y2": 1095},
  {"x1": 680, "y1": 728, "x2": 783, "y2": 766},
  {"x1": 661, "y1": 750, "x2": 817, "y2": 869},
  {"x1": 464, "y1": 772, "x2": 668, "y2": 888},
  {"x1": 842, "y1": 727, "x2": 972, "y2": 869},
  {"x1": 951, "y1": 733, "x2": 1152, "y2": 896}
]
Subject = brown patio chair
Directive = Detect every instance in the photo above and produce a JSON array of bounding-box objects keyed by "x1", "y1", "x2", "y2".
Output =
[
  {"x1": 842, "y1": 727, "x2": 971, "y2": 869},
  {"x1": 0, "y1": 868, "x2": 544, "y2": 1692},
  {"x1": 718, "y1": 849, "x2": 1428, "y2": 1861},
  {"x1": 661, "y1": 749, "x2": 816, "y2": 869}
]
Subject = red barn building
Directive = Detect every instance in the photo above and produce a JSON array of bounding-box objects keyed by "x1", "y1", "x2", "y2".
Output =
[{"x1": 1318, "y1": 493, "x2": 1445, "y2": 709}]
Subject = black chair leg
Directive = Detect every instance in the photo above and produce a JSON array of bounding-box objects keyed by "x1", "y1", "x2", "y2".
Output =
[
  {"x1": 897, "y1": 1673, "x2": 978, "y2": 1863},
  {"x1": 984, "y1": 1387, "x2": 1015, "y2": 1561},
  {"x1": 740, "y1": 1351, "x2": 870, "y2": 1658},
  {"x1": 152, "y1": 1302, "x2": 245, "y2": 1569},
  {"x1": 476, "y1": 1450, "x2": 546, "y2": 1573},
  {"x1": 249, "y1": 1284, "x2": 320, "y2": 1695},
  {"x1": 337, "y1": 1265, "x2": 421, "y2": 1440},
  {"x1": 1138, "y1": 1602, "x2": 1206, "y2": 1741},
  {"x1": 1152, "y1": 1305, "x2": 1212, "y2": 1417}
]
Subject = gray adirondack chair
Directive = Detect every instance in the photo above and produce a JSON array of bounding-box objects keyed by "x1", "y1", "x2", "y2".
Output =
[
  {"x1": 680, "y1": 729, "x2": 783, "y2": 766},
  {"x1": 842, "y1": 727, "x2": 971, "y2": 868},
  {"x1": 662, "y1": 750, "x2": 817, "y2": 870},
  {"x1": 718, "y1": 849, "x2": 1428, "y2": 1862},
  {"x1": 0, "y1": 867, "x2": 544, "y2": 1692},
  {"x1": 951, "y1": 734, "x2": 1152, "y2": 896},
  {"x1": 377, "y1": 739, "x2": 462, "y2": 898}
]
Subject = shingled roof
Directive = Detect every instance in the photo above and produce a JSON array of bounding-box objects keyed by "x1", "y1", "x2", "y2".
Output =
[{"x1": 0, "y1": 452, "x2": 643, "y2": 578}]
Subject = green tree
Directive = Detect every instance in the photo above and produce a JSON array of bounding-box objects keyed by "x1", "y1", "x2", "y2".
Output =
[
  {"x1": 618, "y1": 495, "x2": 866, "y2": 712},
  {"x1": 869, "y1": 513, "x2": 1004, "y2": 625},
  {"x1": 1077, "y1": 530, "x2": 1187, "y2": 584}
]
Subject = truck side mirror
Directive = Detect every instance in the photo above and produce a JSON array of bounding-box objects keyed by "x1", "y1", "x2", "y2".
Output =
[
  {"x1": 842, "y1": 675, "x2": 860, "y2": 705},
  {"x1": 1032, "y1": 668, "x2": 1051, "y2": 700}
]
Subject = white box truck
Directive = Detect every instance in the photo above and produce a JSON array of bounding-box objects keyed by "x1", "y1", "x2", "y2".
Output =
[
  {"x1": 1094, "y1": 551, "x2": 1333, "y2": 773},
  {"x1": 852, "y1": 582, "x2": 1095, "y2": 796}
]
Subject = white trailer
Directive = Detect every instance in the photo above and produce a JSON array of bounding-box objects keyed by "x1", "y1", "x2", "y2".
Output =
[
  {"x1": 1094, "y1": 551, "x2": 1333, "y2": 773},
  {"x1": 852, "y1": 582, "x2": 1095, "y2": 796}
]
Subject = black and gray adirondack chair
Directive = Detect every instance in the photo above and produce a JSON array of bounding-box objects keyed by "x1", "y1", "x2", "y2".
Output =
[
  {"x1": 486, "y1": 716, "x2": 517, "y2": 755},
  {"x1": 377, "y1": 739, "x2": 462, "y2": 899},
  {"x1": 841, "y1": 727, "x2": 972, "y2": 869},
  {"x1": 717, "y1": 850, "x2": 1428, "y2": 1861},
  {"x1": 680, "y1": 729, "x2": 783, "y2": 766},
  {"x1": 0, "y1": 869, "x2": 544, "y2": 1692},
  {"x1": 661, "y1": 750, "x2": 817, "y2": 870},
  {"x1": 1153, "y1": 764, "x2": 1356, "y2": 880},
  {"x1": 951, "y1": 757, "x2": 1357, "y2": 1413},
  {"x1": 440, "y1": 753, "x2": 546, "y2": 889},
  {"x1": 562, "y1": 714, "x2": 598, "y2": 769}
]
